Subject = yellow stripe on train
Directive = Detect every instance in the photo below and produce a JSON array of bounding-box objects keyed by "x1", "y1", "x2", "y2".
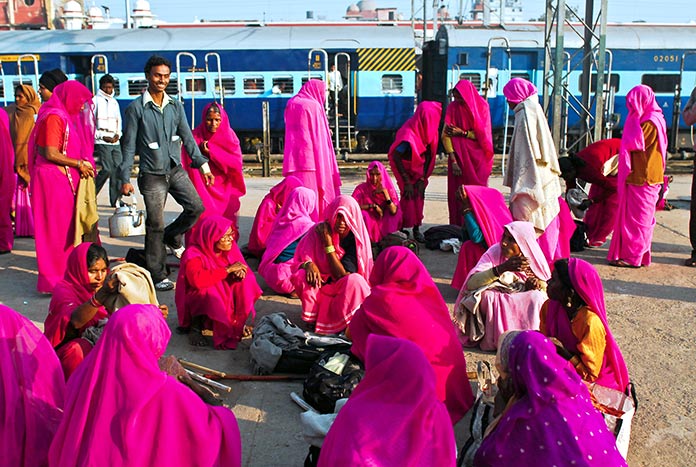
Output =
[{"x1": 357, "y1": 48, "x2": 415, "y2": 72}]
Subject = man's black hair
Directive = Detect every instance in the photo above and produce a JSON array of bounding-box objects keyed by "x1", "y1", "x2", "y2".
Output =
[
  {"x1": 144, "y1": 55, "x2": 172, "y2": 75},
  {"x1": 99, "y1": 74, "x2": 115, "y2": 87}
]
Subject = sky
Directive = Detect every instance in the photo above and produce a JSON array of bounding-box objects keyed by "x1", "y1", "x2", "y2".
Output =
[{"x1": 93, "y1": 1, "x2": 695, "y2": 25}]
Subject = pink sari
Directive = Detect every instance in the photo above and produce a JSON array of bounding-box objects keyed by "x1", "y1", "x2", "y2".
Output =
[
  {"x1": 291, "y1": 195, "x2": 372, "y2": 334},
  {"x1": 608, "y1": 85, "x2": 667, "y2": 266},
  {"x1": 45, "y1": 242, "x2": 108, "y2": 379},
  {"x1": 349, "y1": 246, "x2": 474, "y2": 424},
  {"x1": 259, "y1": 187, "x2": 317, "y2": 295},
  {"x1": 451, "y1": 185, "x2": 512, "y2": 290},
  {"x1": 454, "y1": 221, "x2": 550, "y2": 351},
  {"x1": 536, "y1": 196, "x2": 574, "y2": 267},
  {"x1": 542, "y1": 258, "x2": 630, "y2": 392},
  {"x1": 351, "y1": 161, "x2": 402, "y2": 242},
  {"x1": 0, "y1": 304, "x2": 65, "y2": 467},
  {"x1": 183, "y1": 102, "x2": 245, "y2": 230},
  {"x1": 282, "y1": 80, "x2": 341, "y2": 217},
  {"x1": 0, "y1": 110, "x2": 14, "y2": 252},
  {"x1": 176, "y1": 215, "x2": 262, "y2": 349},
  {"x1": 247, "y1": 176, "x2": 303, "y2": 257},
  {"x1": 30, "y1": 81, "x2": 95, "y2": 293},
  {"x1": 446, "y1": 79, "x2": 494, "y2": 225},
  {"x1": 319, "y1": 334, "x2": 456, "y2": 467},
  {"x1": 475, "y1": 331, "x2": 627, "y2": 467},
  {"x1": 48, "y1": 304, "x2": 242, "y2": 467},
  {"x1": 388, "y1": 101, "x2": 442, "y2": 228}
]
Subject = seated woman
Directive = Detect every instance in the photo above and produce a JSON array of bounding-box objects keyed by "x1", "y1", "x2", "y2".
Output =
[
  {"x1": 351, "y1": 161, "x2": 402, "y2": 243},
  {"x1": 319, "y1": 335, "x2": 456, "y2": 467},
  {"x1": 452, "y1": 221, "x2": 550, "y2": 351},
  {"x1": 1, "y1": 304, "x2": 65, "y2": 466},
  {"x1": 48, "y1": 304, "x2": 242, "y2": 466},
  {"x1": 176, "y1": 215, "x2": 262, "y2": 349},
  {"x1": 451, "y1": 185, "x2": 513, "y2": 290},
  {"x1": 247, "y1": 175, "x2": 304, "y2": 257},
  {"x1": 44, "y1": 242, "x2": 118, "y2": 380},
  {"x1": 349, "y1": 246, "x2": 474, "y2": 424},
  {"x1": 291, "y1": 195, "x2": 372, "y2": 335},
  {"x1": 475, "y1": 330, "x2": 627, "y2": 467},
  {"x1": 541, "y1": 258, "x2": 630, "y2": 393},
  {"x1": 259, "y1": 187, "x2": 317, "y2": 295}
]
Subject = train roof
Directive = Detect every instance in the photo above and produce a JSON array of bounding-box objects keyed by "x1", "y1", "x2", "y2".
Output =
[{"x1": 0, "y1": 25, "x2": 417, "y2": 54}]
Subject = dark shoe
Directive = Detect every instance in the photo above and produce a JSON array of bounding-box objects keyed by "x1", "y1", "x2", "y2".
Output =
[
  {"x1": 155, "y1": 278, "x2": 175, "y2": 291},
  {"x1": 609, "y1": 260, "x2": 640, "y2": 268},
  {"x1": 684, "y1": 257, "x2": 696, "y2": 268},
  {"x1": 0, "y1": 250, "x2": 10, "y2": 255},
  {"x1": 413, "y1": 227, "x2": 425, "y2": 244}
]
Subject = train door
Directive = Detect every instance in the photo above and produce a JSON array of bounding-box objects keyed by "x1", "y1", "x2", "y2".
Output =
[
  {"x1": 421, "y1": 28, "x2": 448, "y2": 104},
  {"x1": 176, "y1": 52, "x2": 197, "y2": 128},
  {"x1": 484, "y1": 38, "x2": 512, "y2": 159},
  {"x1": 16, "y1": 54, "x2": 39, "y2": 89},
  {"x1": 205, "y1": 52, "x2": 224, "y2": 108},
  {"x1": 90, "y1": 54, "x2": 109, "y2": 94},
  {"x1": 671, "y1": 51, "x2": 696, "y2": 154}
]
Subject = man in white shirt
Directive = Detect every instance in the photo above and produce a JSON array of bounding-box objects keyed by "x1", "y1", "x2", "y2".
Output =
[
  {"x1": 327, "y1": 64, "x2": 343, "y2": 116},
  {"x1": 93, "y1": 74, "x2": 123, "y2": 207}
]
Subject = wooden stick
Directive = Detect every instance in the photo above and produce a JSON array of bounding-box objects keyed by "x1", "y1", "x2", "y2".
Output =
[
  {"x1": 185, "y1": 369, "x2": 232, "y2": 393},
  {"x1": 178, "y1": 358, "x2": 227, "y2": 378},
  {"x1": 204, "y1": 373, "x2": 306, "y2": 382}
]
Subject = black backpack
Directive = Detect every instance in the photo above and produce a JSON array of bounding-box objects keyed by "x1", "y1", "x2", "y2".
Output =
[
  {"x1": 302, "y1": 349, "x2": 364, "y2": 414},
  {"x1": 423, "y1": 224, "x2": 464, "y2": 250}
]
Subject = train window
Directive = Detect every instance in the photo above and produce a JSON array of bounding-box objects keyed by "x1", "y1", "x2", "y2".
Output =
[
  {"x1": 0, "y1": 82, "x2": 3, "y2": 99},
  {"x1": 272, "y1": 76, "x2": 294, "y2": 94},
  {"x1": 641, "y1": 74, "x2": 680, "y2": 94},
  {"x1": 511, "y1": 73, "x2": 530, "y2": 81},
  {"x1": 111, "y1": 78, "x2": 121, "y2": 96},
  {"x1": 302, "y1": 75, "x2": 323, "y2": 85},
  {"x1": 24, "y1": 0, "x2": 35, "y2": 5},
  {"x1": 218, "y1": 77, "x2": 236, "y2": 96},
  {"x1": 578, "y1": 74, "x2": 620, "y2": 92},
  {"x1": 166, "y1": 79, "x2": 178, "y2": 96},
  {"x1": 458, "y1": 53, "x2": 469, "y2": 66},
  {"x1": 244, "y1": 76, "x2": 264, "y2": 94},
  {"x1": 382, "y1": 74, "x2": 403, "y2": 94},
  {"x1": 128, "y1": 79, "x2": 148, "y2": 95},
  {"x1": 185, "y1": 77, "x2": 206, "y2": 93},
  {"x1": 458, "y1": 73, "x2": 481, "y2": 90}
]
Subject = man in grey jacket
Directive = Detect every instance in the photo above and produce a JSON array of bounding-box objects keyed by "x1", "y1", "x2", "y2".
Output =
[{"x1": 120, "y1": 55, "x2": 214, "y2": 291}]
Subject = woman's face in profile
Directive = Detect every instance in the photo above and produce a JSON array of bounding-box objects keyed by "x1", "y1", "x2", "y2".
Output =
[{"x1": 500, "y1": 230, "x2": 521, "y2": 259}]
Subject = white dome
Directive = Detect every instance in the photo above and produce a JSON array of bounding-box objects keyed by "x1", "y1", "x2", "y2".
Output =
[
  {"x1": 133, "y1": 0, "x2": 151, "y2": 11},
  {"x1": 88, "y1": 6, "x2": 103, "y2": 18},
  {"x1": 346, "y1": 3, "x2": 360, "y2": 13},
  {"x1": 357, "y1": 0, "x2": 377, "y2": 12},
  {"x1": 63, "y1": 0, "x2": 82, "y2": 13}
]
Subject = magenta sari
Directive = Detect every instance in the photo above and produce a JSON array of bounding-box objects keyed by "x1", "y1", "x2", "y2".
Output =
[
  {"x1": 475, "y1": 331, "x2": 626, "y2": 467},
  {"x1": 536, "y1": 196, "x2": 574, "y2": 267},
  {"x1": 29, "y1": 81, "x2": 95, "y2": 293},
  {"x1": 183, "y1": 103, "x2": 245, "y2": 230},
  {"x1": 259, "y1": 187, "x2": 317, "y2": 295},
  {"x1": 351, "y1": 161, "x2": 402, "y2": 242},
  {"x1": 0, "y1": 110, "x2": 14, "y2": 252},
  {"x1": 48, "y1": 304, "x2": 242, "y2": 467},
  {"x1": 282, "y1": 80, "x2": 341, "y2": 217},
  {"x1": 451, "y1": 185, "x2": 512, "y2": 290},
  {"x1": 319, "y1": 334, "x2": 456, "y2": 467},
  {"x1": 291, "y1": 195, "x2": 372, "y2": 334},
  {"x1": 247, "y1": 175, "x2": 303, "y2": 257},
  {"x1": 542, "y1": 258, "x2": 630, "y2": 392},
  {"x1": 176, "y1": 215, "x2": 262, "y2": 349},
  {"x1": 349, "y1": 246, "x2": 474, "y2": 424},
  {"x1": 388, "y1": 101, "x2": 442, "y2": 228},
  {"x1": 1, "y1": 304, "x2": 65, "y2": 467},
  {"x1": 608, "y1": 85, "x2": 667, "y2": 267},
  {"x1": 45, "y1": 242, "x2": 108, "y2": 379},
  {"x1": 446, "y1": 79, "x2": 494, "y2": 225}
]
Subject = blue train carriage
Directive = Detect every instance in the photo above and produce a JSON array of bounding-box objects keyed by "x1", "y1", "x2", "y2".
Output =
[
  {"x1": 0, "y1": 25, "x2": 417, "y2": 154},
  {"x1": 422, "y1": 23, "x2": 696, "y2": 153}
]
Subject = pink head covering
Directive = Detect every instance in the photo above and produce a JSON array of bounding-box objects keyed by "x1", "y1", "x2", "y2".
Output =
[
  {"x1": 0, "y1": 110, "x2": 15, "y2": 252},
  {"x1": 318, "y1": 334, "x2": 456, "y2": 467},
  {"x1": 350, "y1": 246, "x2": 474, "y2": 424},
  {"x1": 0, "y1": 304, "x2": 65, "y2": 467},
  {"x1": 388, "y1": 100, "x2": 442, "y2": 178},
  {"x1": 365, "y1": 161, "x2": 400, "y2": 202},
  {"x1": 505, "y1": 221, "x2": 552, "y2": 280},
  {"x1": 466, "y1": 185, "x2": 513, "y2": 247},
  {"x1": 475, "y1": 330, "x2": 627, "y2": 467},
  {"x1": 260, "y1": 186, "x2": 317, "y2": 270},
  {"x1": 503, "y1": 78, "x2": 538, "y2": 106},
  {"x1": 48, "y1": 304, "x2": 242, "y2": 467},
  {"x1": 448, "y1": 79, "x2": 494, "y2": 158},
  {"x1": 270, "y1": 175, "x2": 304, "y2": 205}
]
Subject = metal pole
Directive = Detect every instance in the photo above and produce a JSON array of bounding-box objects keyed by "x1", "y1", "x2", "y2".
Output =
[
  {"x1": 262, "y1": 101, "x2": 271, "y2": 177},
  {"x1": 593, "y1": 0, "x2": 608, "y2": 143},
  {"x1": 125, "y1": 0, "x2": 132, "y2": 28},
  {"x1": 552, "y1": 0, "x2": 566, "y2": 150}
]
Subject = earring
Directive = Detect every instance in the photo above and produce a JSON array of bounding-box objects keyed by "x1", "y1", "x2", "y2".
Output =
[{"x1": 565, "y1": 291, "x2": 574, "y2": 308}]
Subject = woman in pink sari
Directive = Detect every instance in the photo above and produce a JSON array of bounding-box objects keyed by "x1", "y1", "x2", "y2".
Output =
[
  {"x1": 388, "y1": 101, "x2": 442, "y2": 243},
  {"x1": 349, "y1": 246, "x2": 474, "y2": 424},
  {"x1": 443, "y1": 79, "x2": 494, "y2": 225},
  {"x1": 451, "y1": 185, "x2": 513, "y2": 290},
  {"x1": 183, "y1": 102, "x2": 245, "y2": 230},
  {"x1": 541, "y1": 258, "x2": 630, "y2": 393},
  {"x1": 247, "y1": 175, "x2": 303, "y2": 257},
  {"x1": 319, "y1": 334, "x2": 456, "y2": 467},
  {"x1": 453, "y1": 221, "x2": 550, "y2": 351},
  {"x1": 608, "y1": 85, "x2": 667, "y2": 268},
  {"x1": 291, "y1": 195, "x2": 372, "y2": 335},
  {"x1": 30, "y1": 81, "x2": 96, "y2": 293},
  {"x1": 48, "y1": 304, "x2": 242, "y2": 467},
  {"x1": 176, "y1": 215, "x2": 262, "y2": 349},
  {"x1": 475, "y1": 330, "x2": 626, "y2": 467},
  {"x1": 1, "y1": 304, "x2": 65, "y2": 467},
  {"x1": 282, "y1": 79, "x2": 341, "y2": 217},
  {"x1": 351, "y1": 161, "x2": 402, "y2": 243},
  {"x1": 259, "y1": 187, "x2": 317, "y2": 295},
  {"x1": 0, "y1": 109, "x2": 14, "y2": 253}
]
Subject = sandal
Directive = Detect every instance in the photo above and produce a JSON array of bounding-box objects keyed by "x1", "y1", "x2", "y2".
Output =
[
  {"x1": 242, "y1": 325, "x2": 254, "y2": 339},
  {"x1": 684, "y1": 257, "x2": 696, "y2": 267}
]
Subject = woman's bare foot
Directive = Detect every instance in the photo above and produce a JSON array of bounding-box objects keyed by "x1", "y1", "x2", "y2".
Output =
[
  {"x1": 189, "y1": 328, "x2": 212, "y2": 347},
  {"x1": 242, "y1": 325, "x2": 254, "y2": 339}
]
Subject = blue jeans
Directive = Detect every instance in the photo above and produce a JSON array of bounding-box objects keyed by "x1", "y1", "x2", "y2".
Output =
[
  {"x1": 138, "y1": 166, "x2": 204, "y2": 282},
  {"x1": 94, "y1": 143, "x2": 123, "y2": 207}
]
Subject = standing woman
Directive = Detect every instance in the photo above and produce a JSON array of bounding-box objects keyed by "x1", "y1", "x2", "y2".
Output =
[
  {"x1": 30, "y1": 81, "x2": 96, "y2": 293},
  {"x1": 6, "y1": 84, "x2": 41, "y2": 237},
  {"x1": 442, "y1": 79, "x2": 494, "y2": 225},
  {"x1": 608, "y1": 84, "x2": 666, "y2": 268},
  {"x1": 388, "y1": 101, "x2": 442, "y2": 243},
  {"x1": 351, "y1": 161, "x2": 402, "y2": 243},
  {"x1": 184, "y1": 102, "x2": 245, "y2": 231},
  {"x1": 0, "y1": 110, "x2": 13, "y2": 254}
]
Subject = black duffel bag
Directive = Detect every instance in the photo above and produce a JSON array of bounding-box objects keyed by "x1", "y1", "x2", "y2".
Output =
[{"x1": 302, "y1": 350, "x2": 364, "y2": 414}]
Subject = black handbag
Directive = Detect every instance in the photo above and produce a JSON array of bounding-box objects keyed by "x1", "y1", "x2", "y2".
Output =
[{"x1": 302, "y1": 350, "x2": 364, "y2": 414}]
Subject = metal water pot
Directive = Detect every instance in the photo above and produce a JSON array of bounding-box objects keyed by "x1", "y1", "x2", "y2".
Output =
[{"x1": 109, "y1": 195, "x2": 146, "y2": 237}]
